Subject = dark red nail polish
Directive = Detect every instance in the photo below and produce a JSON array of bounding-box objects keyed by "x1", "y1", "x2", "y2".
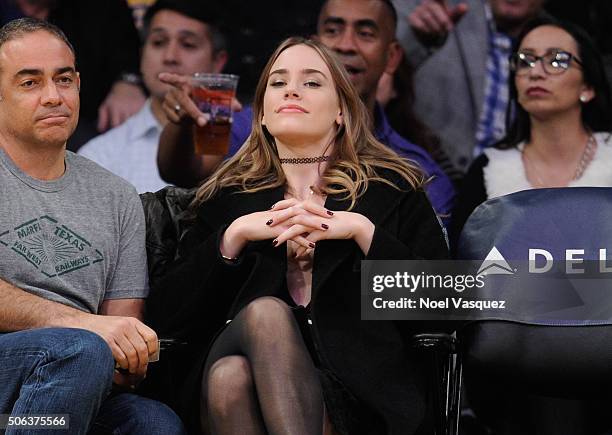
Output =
[
  {"x1": 272, "y1": 239, "x2": 278, "y2": 246},
  {"x1": 326, "y1": 210, "x2": 334, "y2": 216},
  {"x1": 266, "y1": 219, "x2": 273, "y2": 226},
  {"x1": 321, "y1": 223, "x2": 329, "y2": 230},
  {"x1": 309, "y1": 242, "x2": 315, "y2": 248}
]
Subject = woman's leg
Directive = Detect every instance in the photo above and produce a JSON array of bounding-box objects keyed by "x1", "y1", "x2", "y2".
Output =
[
  {"x1": 206, "y1": 355, "x2": 265, "y2": 435},
  {"x1": 201, "y1": 297, "x2": 323, "y2": 435}
]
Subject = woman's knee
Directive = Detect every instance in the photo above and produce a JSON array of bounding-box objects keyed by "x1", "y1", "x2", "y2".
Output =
[
  {"x1": 205, "y1": 355, "x2": 254, "y2": 416},
  {"x1": 242, "y1": 296, "x2": 293, "y2": 333}
]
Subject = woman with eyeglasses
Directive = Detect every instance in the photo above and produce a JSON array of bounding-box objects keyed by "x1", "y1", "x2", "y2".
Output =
[{"x1": 450, "y1": 17, "x2": 612, "y2": 250}]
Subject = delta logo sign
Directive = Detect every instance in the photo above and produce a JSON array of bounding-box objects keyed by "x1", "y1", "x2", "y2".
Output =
[{"x1": 476, "y1": 246, "x2": 612, "y2": 276}]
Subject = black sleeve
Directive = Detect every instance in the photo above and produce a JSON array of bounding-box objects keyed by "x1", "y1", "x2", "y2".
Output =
[
  {"x1": 449, "y1": 154, "x2": 489, "y2": 256},
  {"x1": 145, "y1": 217, "x2": 252, "y2": 341},
  {"x1": 367, "y1": 189, "x2": 449, "y2": 261}
]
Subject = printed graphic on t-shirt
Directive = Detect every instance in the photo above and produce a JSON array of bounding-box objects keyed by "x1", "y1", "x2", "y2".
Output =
[{"x1": 0, "y1": 215, "x2": 104, "y2": 277}]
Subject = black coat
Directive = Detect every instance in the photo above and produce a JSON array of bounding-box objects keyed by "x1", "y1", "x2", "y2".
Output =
[{"x1": 146, "y1": 174, "x2": 449, "y2": 435}]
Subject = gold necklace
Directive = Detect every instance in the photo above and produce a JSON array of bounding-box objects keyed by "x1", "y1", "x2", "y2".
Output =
[
  {"x1": 522, "y1": 135, "x2": 597, "y2": 187},
  {"x1": 573, "y1": 135, "x2": 597, "y2": 179},
  {"x1": 285, "y1": 184, "x2": 326, "y2": 201}
]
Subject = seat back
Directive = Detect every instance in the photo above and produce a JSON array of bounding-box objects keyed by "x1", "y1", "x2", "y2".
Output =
[
  {"x1": 457, "y1": 187, "x2": 612, "y2": 394},
  {"x1": 458, "y1": 187, "x2": 612, "y2": 262}
]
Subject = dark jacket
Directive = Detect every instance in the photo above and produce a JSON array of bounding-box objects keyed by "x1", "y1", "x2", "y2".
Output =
[
  {"x1": 449, "y1": 154, "x2": 489, "y2": 254},
  {"x1": 143, "y1": 173, "x2": 449, "y2": 435}
]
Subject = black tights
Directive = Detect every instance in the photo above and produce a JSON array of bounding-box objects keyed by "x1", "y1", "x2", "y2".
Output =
[{"x1": 201, "y1": 297, "x2": 324, "y2": 435}]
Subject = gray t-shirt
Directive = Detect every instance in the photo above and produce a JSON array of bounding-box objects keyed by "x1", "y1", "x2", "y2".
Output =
[{"x1": 0, "y1": 147, "x2": 149, "y2": 314}]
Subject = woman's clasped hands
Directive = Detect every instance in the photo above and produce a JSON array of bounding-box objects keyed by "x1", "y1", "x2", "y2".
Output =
[{"x1": 221, "y1": 198, "x2": 375, "y2": 259}]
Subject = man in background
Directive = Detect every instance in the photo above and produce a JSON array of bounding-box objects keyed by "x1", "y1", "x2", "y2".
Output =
[
  {"x1": 79, "y1": 0, "x2": 227, "y2": 193},
  {"x1": 394, "y1": 0, "x2": 545, "y2": 174}
]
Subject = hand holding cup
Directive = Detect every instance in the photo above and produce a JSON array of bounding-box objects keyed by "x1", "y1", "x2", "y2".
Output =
[
  {"x1": 190, "y1": 73, "x2": 240, "y2": 155},
  {"x1": 159, "y1": 72, "x2": 206, "y2": 125}
]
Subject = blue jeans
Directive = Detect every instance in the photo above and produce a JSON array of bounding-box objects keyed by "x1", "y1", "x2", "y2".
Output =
[{"x1": 0, "y1": 328, "x2": 185, "y2": 435}]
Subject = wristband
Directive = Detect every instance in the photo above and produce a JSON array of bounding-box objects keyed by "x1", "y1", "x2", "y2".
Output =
[{"x1": 221, "y1": 253, "x2": 239, "y2": 263}]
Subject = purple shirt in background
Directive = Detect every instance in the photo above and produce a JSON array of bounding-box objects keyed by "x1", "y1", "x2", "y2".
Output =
[{"x1": 228, "y1": 105, "x2": 455, "y2": 226}]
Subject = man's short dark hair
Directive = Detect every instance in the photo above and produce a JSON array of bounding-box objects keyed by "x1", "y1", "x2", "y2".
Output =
[
  {"x1": 0, "y1": 17, "x2": 75, "y2": 57},
  {"x1": 380, "y1": 0, "x2": 398, "y2": 30},
  {"x1": 143, "y1": 0, "x2": 227, "y2": 53},
  {"x1": 319, "y1": 0, "x2": 398, "y2": 34}
]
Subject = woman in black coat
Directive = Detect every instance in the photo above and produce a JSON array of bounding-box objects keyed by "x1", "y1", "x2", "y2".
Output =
[{"x1": 149, "y1": 37, "x2": 448, "y2": 435}]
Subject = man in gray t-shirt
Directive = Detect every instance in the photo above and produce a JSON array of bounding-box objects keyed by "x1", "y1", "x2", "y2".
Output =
[
  {"x1": 0, "y1": 18, "x2": 184, "y2": 434},
  {"x1": 0, "y1": 148, "x2": 149, "y2": 314}
]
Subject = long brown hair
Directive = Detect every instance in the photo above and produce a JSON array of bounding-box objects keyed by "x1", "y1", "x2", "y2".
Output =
[{"x1": 194, "y1": 37, "x2": 424, "y2": 209}]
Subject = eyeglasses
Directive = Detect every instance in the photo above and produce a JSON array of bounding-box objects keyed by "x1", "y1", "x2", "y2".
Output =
[{"x1": 509, "y1": 50, "x2": 583, "y2": 75}]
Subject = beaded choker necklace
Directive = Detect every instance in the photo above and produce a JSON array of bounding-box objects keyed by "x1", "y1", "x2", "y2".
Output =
[{"x1": 279, "y1": 156, "x2": 331, "y2": 164}]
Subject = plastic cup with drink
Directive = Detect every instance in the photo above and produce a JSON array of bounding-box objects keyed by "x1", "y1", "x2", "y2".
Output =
[{"x1": 191, "y1": 73, "x2": 239, "y2": 155}]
